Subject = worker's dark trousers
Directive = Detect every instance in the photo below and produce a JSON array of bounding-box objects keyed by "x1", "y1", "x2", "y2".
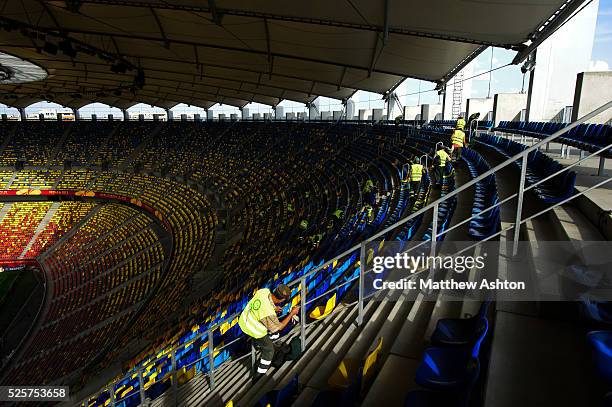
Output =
[
  {"x1": 410, "y1": 181, "x2": 420, "y2": 196},
  {"x1": 452, "y1": 146, "x2": 463, "y2": 161},
  {"x1": 254, "y1": 335, "x2": 275, "y2": 374},
  {"x1": 435, "y1": 166, "x2": 445, "y2": 185}
]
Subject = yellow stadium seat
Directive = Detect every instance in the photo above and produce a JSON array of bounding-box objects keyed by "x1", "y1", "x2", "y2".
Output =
[
  {"x1": 363, "y1": 337, "x2": 383, "y2": 378},
  {"x1": 327, "y1": 337, "x2": 383, "y2": 389},
  {"x1": 309, "y1": 293, "x2": 336, "y2": 320}
]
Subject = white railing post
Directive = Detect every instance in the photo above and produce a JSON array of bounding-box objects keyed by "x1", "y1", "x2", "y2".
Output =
[
  {"x1": 357, "y1": 242, "x2": 366, "y2": 326},
  {"x1": 138, "y1": 369, "x2": 145, "y2": 405},
  {"x1": 171, "y1": 348, "x2": 177, "y2": 402},
  {"x1": 420, "y1": 154, "x2": 428, "y2": 168},
  {"x1": 251, "y1": 343, "x2": 256, "y2": 375},
  {"x1": 513, "y1": 154, "x2": 528, "y2": 256},
  {"x1": 109, "y1": 385, "x2": 115, "y2": 407},
  {"x1": 208, "y1": 330, "x2": 215, "y2": 390},
  {"x1": 300, "y1": 276, "x2": 306, "y2": 351},
  {"x1": 430, "y1": 202, "x2": 439, "y2": 273}
]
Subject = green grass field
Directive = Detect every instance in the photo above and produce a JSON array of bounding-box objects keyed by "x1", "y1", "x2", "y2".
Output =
[
  {"x1": 0, "y1": 272, "x2": 20, "y2": 307},
  {"x1": 0, "y1": 269, "x2": 40, "y2": 335}
]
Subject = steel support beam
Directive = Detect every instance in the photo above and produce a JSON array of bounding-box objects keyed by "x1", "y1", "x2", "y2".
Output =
[
  {"x1": 65, "y1": 0, "x2": 516, "y2": 47},
  {"x1": 150, "y1": 7, "x2": 170, "y2": 49}
]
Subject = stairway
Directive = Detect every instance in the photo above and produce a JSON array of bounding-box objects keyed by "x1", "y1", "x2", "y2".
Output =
[
  {"x1": 19, "y1": 202, "x2": 60, "y2": 258},
  {"x1": 48, "y1": 123, "x2": 73, "y2": 166},
  {"x1": 476, "y1": 143, "x2": 605, "y2": 407},
  {"x1": 0, "y1": 202, "x2": 12, "y2": 223}
]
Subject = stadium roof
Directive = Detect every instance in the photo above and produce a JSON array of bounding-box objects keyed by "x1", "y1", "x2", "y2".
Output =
[{"x1": 0, "y1": 0, "x2": 586, "y2": 110}]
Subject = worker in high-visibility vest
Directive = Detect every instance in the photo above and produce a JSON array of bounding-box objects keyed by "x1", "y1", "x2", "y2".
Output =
[
  {"x1": 309, "y1": 231, "x2": 325, "y2": 247},
  {"x1": 409, "y1": 158, "x2": 424, "y2": 198},
  {"x1": 433, "y1": 146, "x2": 451, "y2": 187},
  {"x1": 330, "y1": 208, "x2": 344, "y2": 230},
  {"x1": 362, "y1": 179, "x2": 377, "y2": 223},
  {"x1": 238, "y1": 284, "x2": 299, "y2": 380},
  {"x1": 451, "y1": 117, "x2": 467, "y2": 161}
]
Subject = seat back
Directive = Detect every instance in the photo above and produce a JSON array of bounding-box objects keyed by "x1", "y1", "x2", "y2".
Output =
[
  {"x1": 272, "y1": 375, "x2": 299, "y2": 407},
  {"x1": 471, "y1": 318, "x2": 489, "y2": 358},
  {"x1": 363, "y1": 337, "x2": 384, "y2": 378},
  {"x1": 477, "y1": 301, "x2": 491, "y2": 319}
]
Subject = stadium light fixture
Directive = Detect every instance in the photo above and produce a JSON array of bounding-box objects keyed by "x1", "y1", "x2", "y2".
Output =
[{"x1": 0, "y1": 64, "x2": 13, "y2": 81}]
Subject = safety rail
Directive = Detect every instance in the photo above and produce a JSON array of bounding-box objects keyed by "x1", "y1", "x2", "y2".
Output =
[{"x1": 77, "y1": 100, "x2": 612, "y2": 407}]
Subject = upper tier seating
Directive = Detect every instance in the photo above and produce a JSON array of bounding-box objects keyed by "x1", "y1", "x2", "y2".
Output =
[
  {"x1": 494, "y1": 121, "x2": 611, "y2": 158},
  {"x1": 0, "y1": 122, "x2": 66, "y2": 166},
  {"x1": 460, "y1": 149, "x2": 501, "y2": 239},
  {"x1": 476, "y1": 133, "x2": 576, "y2": 204}
]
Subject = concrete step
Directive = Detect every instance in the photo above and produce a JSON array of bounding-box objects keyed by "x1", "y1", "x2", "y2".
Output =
[
  {"x1": 483, "y1": 310, "x2": 598, "y2": 407},
  {"x1": 553, "y1": 204, "x2": 604, "y2": 241},
  {"x1": 360, "y1": 291, "x2": 437, "y2": 406},
  {"x1": 290, "y1": 293, "x2": 403, "y2": 406}
]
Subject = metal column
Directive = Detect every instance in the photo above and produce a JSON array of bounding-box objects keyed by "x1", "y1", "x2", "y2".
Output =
[
  {"x1": 208, "y1": 330, "x2": 216, "y2": 390},
  {"x1": 300, "y1": 276, "x2": 306, "y2": 351},
  {"x1": 109, "y1": 385, "x2": 115, "y2": 407},
  {"x1": 429, "y1": 203, "x2": 439, "y2": 273},
  {"x1": 138, "y1": 369, "x2": 145, "y2": 405},
  {"x1": 357, "y1": 242, "x2": 366, "y2": 326},
  {"x1": 171, "y1": 348, "x2": 177, "y2": 405},
  {"x1": 512, "y1": 154, "x2": 528, "y2": 256}
]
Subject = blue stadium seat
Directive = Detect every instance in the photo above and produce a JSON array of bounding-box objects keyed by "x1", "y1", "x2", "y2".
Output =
[
  {"x1": 476, "y1": 134, "x2": 576, "y2": 203},
  {"x1": 580, "y1": 296, "x2": 612, "y2": 325},
  {"x1": 257, "y1": 375, "x2": 299, "y2": 407},
  {"x1": 431, "y1": 302, "x2": 490, "y2": 347},
  {"x1": 415, "y1": 318, "x2": 487, "y2": 391},
  {"x1": 587, "y1": 331, "x2": 612, "y2": 385}
]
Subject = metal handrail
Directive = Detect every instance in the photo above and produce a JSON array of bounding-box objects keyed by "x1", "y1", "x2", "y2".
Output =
[
  {"x1": 432, "y1": 138, "x2": 612, "y2": 241},
  {"x1": 79, "y1": 100, "x2": 611, "y2": 407}
]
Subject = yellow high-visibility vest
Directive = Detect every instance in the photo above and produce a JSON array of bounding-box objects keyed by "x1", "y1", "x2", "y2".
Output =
[
  {"x1": 410, "y1": 164, "x2": 423, "y2": 182},
  {"x1": 451, "y1": 130, "x2": 465, "y2": 147},
  {"x1": 238, "y1": 288, "x2": 276, "y2": 339},
  {"x1": 436, "y1": 150, "x2": 450, "y2": 167}
]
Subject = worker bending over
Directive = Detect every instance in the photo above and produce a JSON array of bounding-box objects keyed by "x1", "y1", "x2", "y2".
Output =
[
  {"x1": 451, "y1": 117, "x2": 467, "y2": 161},
  {"x1": 238, "y1": 284, "x2": 300, "y2": 380}
]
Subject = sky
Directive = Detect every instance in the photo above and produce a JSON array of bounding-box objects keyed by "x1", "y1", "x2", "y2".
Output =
[{"x1": 2, "y1": 0, "x2": 611, "y2": 118}]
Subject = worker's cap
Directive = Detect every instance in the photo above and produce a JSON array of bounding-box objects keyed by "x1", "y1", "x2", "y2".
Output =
[{"x1": 274, "y1": 284, "x2": 291, "y2": 300}]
